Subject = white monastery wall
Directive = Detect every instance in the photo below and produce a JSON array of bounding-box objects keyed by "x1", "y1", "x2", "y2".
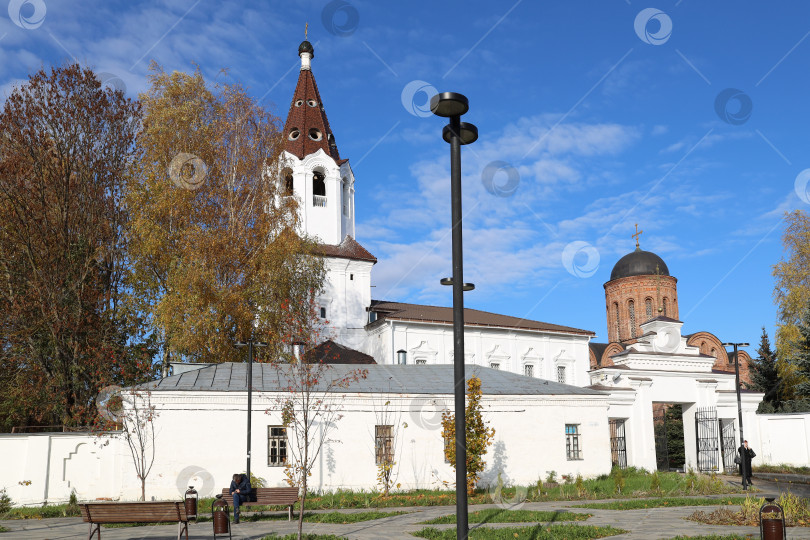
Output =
[
  {"x1": 57, "y1": 390, "x2": 612, "y2": 501},
  {"x1": 756, "y1": 413, "x2": 810, "y2": 466},
  {"x1": 0, "y1": 432, "x2": 124, "y2": 506}
]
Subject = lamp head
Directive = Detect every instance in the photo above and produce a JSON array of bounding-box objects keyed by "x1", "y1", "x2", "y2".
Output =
[
  {"x1": 430, "y1": 92, "x2": 469, "y2": 118},
  {"x1": 442, "y1": 122, "x2": 478, "y2": 145}
]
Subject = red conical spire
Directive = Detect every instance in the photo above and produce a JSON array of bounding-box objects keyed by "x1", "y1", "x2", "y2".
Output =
[{"x1": 282, "y1": 40, "x2": 341, "y2": 162}]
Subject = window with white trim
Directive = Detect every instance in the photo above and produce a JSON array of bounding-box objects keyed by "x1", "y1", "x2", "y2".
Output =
[
  {"x1": 415, "y1": 359, "x2": 427, "y2": 365},
  {"x1": 524, "y1": 364, "x2": 534, "y2": 377},
  {"x1": 268, "y1": 426, "x2": 288, "y2": 466},
  {"x1": 557, "y1": 365, "x2": 566, "y2": 384},
  {"x1": 490, "y1": 362, "x2": 500, "y2": 370},
  {"x1": 565, "y1": 424, "x2": 582, "y2": 460}
]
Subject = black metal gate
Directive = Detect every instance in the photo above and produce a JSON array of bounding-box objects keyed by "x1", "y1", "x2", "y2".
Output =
[
  {"x1": 719, "y1": 419, "x2": 738, "y2": 473},
  {"x1": 653, "y1": 410, "x2": 670, "y2": 471},
  {"x1": 695, "y1": 407, "x2": 720, "y2": 472},
  {"x1": 609, "y1": 418, "x2": 627, "y2": 469}
]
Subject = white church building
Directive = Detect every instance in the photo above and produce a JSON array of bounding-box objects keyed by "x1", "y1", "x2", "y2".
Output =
[{"x1": 7, "y1": 39, "x2": 810, "y2": 506}]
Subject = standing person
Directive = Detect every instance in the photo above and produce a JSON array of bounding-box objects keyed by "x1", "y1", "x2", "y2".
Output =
[
  {"x1": 737, "y1": 440, "x2": 756, "y2": 487},
  {"x1": 229, "y1": 473, "x2": 252, "y2": 523}
]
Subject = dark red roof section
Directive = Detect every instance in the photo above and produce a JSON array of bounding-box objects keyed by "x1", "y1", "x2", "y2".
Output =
[
  {"x1": 306, "y1": 340, "x2": 376, "y2": 365},
  {"x1": 317, "y1": 235, "x2": 377, "y2": 263},
  {"x1": 283, "y1": 62, "x2": 340, "y2": 161},
  {"x1": 369, "y1": 300, "x2": 595, "y2": 336}
]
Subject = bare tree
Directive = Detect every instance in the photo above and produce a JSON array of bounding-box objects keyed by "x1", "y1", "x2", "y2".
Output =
[
  {"x1": 371, "y1": 395, "x2": 407, "y2": 496},
  {"x1": 272, "y1": 335, "x2": 366, "y2": 539},
  {"x1": 121, "y1": 389, "x2": 158, "y2": 501}
]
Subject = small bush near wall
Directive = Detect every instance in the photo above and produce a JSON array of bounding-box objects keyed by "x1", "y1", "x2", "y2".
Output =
[{"x1": 0, "y1": 488, "x2": 11, "y2": 513}]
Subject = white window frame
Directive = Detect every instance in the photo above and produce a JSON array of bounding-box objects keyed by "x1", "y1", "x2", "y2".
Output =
[{"x1": 268, "y1": 426, "x2": 288, "y2": 467}]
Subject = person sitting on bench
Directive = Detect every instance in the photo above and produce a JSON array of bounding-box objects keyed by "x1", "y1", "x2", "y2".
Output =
[{"x1": 229, "y1": 473, "x2": 252, "y2": 523}]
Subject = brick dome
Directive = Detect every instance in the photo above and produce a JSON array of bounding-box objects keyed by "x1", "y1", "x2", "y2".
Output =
[{"x1": 609, "y1": 248, "x2": 669, "y2": 281}]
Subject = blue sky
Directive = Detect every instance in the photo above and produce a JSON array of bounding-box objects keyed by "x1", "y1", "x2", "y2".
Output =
[{"x1": 2, "y1": 0, "x2": 809, "y2": 350}]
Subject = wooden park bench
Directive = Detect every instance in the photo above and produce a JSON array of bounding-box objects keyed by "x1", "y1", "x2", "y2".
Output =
[
  {"x1": 80, "y1": 501, "x2": 189, "y2": 540},
  {"x1": 220, "y1": 486, "x2": 299, "y2": 521}
]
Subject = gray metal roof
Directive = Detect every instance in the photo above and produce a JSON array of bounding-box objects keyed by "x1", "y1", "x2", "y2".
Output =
[{"x1": 140, "y1": 363, "x2": 606, "y2": 396}]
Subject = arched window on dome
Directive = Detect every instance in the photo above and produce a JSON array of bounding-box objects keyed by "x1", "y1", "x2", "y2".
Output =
[
  {"x1": 662, "y1": 298, "x2": 668, "y2": 317},
  {"x1": 614, "y1": 302, "x2": 620, "y2": 342},
  {"x1": 628, "y1": 300, "x2": 636, "y2": 338},
  {"x1": 645, "y1": 298, "x2": 653, "y2": 321}
]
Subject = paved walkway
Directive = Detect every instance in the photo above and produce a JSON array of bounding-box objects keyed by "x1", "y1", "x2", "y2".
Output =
[{"x1": 3, "y1": 476, "x2": 809, "y2": 539}]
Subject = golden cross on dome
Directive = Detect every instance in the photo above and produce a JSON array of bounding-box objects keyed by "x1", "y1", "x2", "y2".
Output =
[
  {"x1": 632, "y1": 223, "x2": 643, "y2": 249},
  {"x1": 305, "y1": 22, "x2": 308, "y2": 40}
]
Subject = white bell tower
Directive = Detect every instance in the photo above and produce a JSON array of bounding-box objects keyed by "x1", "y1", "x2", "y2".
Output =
[
  {"x1": 279, "y1": 39, "x2": 355, "y2": 245},
  {"x1": 278, "y1": 38, "x2": 373, "y2": 350}
]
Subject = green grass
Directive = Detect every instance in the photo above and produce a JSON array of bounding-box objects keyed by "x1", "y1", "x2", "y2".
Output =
[
  {"x1": 572, "y1": 496, "x2": 749, "y2": 510},
  {"x1": 422, "y1": 508, "x2": 590, "y2": 524},
  {"x1": 2, "y1": 469, "x2": 744, "y2": 521},
  {"x1": 753, "y1": 464, "x2": 810, "y2": 475},
  {"x1": 195, "y1": 468, "x2": 741, "y2": 512},
  {"x1": 1, "y1": 502, "x2": 80, "y2": 519},
  {"x1": 412, "y1": 524, "x2": 627, "y2": 539}
]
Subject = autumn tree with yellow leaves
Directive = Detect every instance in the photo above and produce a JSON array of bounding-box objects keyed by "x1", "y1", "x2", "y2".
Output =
[
  {"x1": 126, "y1": 64, "x2": 324, "y2": 373},
  {"x1": 441, "y1": 375, "x2": 495, "y2": 494},
  {"x1": 773, "y1": 209, "x2": 810, "y2": 398}
]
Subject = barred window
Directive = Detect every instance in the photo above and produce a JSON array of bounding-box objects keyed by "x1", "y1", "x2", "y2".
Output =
[
  {"x1": 268, "y1": 426, "x2": 287, "y2": 467},
  {"x1": 645, "y1": 298, "x2": 653, "y2": 320},
  {"x1": 524, "y1": 364, "x2": 534, "y2": 377},
  {"x1": 490, "y1": 362, "x2": 500, "y2": 370},
  {"x1": 557, "y1": 365, "x2": 566, "y2": 384},
  {"x1": 614, "y1": 302, "x2": 620, "y2": 341},
  {"x1": 415, "y1": 359, "x2": 427, "y2": 365},
  {"x1": 566, "y1": 424, "x2": 582, "y2": 460},
  {"x1": 663, "y1": 298, "x2": 668, "y2": 317},
  {"x1": 628, "y1": 300, "x2": 636, "y2": 338},
  {"x1": 375, "y1": 425, "x2": 394, "y2": 465}
]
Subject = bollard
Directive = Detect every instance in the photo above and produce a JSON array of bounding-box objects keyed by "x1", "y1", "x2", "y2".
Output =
[
  {"x1": 213, "y1": 494, "x2": 232, "y2": 539},
  {"x1": 184, "y1": 485, "x2": 198, "y2": 521},
  {"x1": 759, "y1": 500, "x2": 786, "y2": 540}
]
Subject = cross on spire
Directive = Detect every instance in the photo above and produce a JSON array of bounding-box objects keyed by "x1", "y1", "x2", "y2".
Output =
[
  {"x1": 305, "y1": 22, "x2": 308, "y2": 40},
  {"x1": 632, "y1": 223, "x2": 643, "y2": 249}
]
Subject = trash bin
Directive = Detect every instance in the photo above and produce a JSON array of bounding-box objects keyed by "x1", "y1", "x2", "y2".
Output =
[
  {"x1": 213, "y1": 494, "x2": 231, "y2": 539},
  {"x1": 760, "y1": 500, "x2": 786, "y2": 540},
  {"x1": 184, "y1": 486, "x2": 198, "y2": 521}
]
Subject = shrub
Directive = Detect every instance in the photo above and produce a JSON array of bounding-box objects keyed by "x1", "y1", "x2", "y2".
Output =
[{"x1": 0, "y1": 488, "x2": 11, "y2": 514}]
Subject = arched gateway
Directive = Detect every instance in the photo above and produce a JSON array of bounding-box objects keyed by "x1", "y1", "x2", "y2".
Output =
[{"x1": 588, "y1": 238, "x2": 762, "y2": 473}]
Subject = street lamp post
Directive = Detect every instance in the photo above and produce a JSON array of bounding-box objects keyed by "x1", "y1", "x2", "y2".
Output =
[
  {"x1": 722, "y1": 341, "x2": 749, "y2": 489},
  {"x1": 236, "y1": 339, "x2": 268, "y2": 481},
  {"x1": 430, "y1": 92, "x2": 478, "y2": 540}
]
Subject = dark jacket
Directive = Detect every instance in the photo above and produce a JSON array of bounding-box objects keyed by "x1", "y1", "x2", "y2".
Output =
[
  {"x1": 738, "y1": 446, "x2": 756, "y2": 469},
  {"x1": 229, "y1": 476, "x2": 252, "y2": 496}
]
